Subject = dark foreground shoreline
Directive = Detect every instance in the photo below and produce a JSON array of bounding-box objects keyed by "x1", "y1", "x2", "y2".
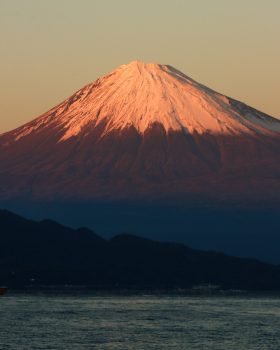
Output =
[
  {"x1": 2, "y1": 209, "x2": 280, "y2": 292},
  {"x1": 5, "y1": 286, "x2": 280, "y2": 299}
]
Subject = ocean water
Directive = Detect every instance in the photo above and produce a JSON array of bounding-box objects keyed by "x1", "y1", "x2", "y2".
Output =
[{"x1": 1, "y1": 293, "x2": 280, "y2": 349}]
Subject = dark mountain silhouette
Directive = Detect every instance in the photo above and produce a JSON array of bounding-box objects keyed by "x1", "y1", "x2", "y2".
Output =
[
  {"x1": 1, "y1": 209, "x2": 280, "y2": 291},
  {"x1": 3, "y1": 201, "x2": 280, "y2": 264}
]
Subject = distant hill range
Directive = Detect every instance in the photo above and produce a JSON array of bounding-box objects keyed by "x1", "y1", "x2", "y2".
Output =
[{"x1": 1, "y1": 209, "x2": 280, "y2": 291}]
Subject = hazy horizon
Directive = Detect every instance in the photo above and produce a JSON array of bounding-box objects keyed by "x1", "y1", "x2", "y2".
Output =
[{"x1": 1, "y1": 0, "x2": 279, "y2": 133}]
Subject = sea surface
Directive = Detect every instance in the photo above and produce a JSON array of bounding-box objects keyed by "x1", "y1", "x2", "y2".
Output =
[{"x1": 1, "y1": 293, "x2": 280, "y2": 349}]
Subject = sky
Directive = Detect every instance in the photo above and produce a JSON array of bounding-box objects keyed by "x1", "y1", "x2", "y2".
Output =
[{"x1": 0, "y1": 0, "x2": 279, "y2": 132}]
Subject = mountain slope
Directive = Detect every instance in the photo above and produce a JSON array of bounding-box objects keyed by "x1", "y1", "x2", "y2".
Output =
[
  {"x1": 1, "y1": 209, "x2": 280, "y2": 290},
  {"x1": 0, "y1": 61, "x2": 280, "y2": 201}
]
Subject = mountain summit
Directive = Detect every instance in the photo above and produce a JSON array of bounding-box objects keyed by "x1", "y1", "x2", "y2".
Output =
[
  {"x1": 6, "y1": 60, "x2": 280, "y2": 142},
  {"x1": 0, "y1": 61, "x2": 280, "y2": 201}
]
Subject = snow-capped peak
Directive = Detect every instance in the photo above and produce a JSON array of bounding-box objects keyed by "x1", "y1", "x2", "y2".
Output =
[{"x1": 9, "y1": 61, "x2": 280, "y2": 143}]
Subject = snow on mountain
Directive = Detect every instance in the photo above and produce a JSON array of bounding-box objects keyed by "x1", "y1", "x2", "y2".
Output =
[{"x1": 5, "y1": 60, "x2": 280, "y2": 145}]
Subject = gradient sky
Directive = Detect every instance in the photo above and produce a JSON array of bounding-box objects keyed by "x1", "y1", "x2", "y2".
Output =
[{"x1": 1, "y1": 0, "x2": 279, "y2": 133}]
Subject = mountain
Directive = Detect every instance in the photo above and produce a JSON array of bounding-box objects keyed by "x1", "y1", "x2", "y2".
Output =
[
  {"x1": 1, "y1": 209, "x2": 280, "y2": 291},
  {"x1": 0, "y1": 60, "x2": 280, "y2": 201},
  {"x1": 0, "y1": 61, "x2": 280, "y2": 262}
]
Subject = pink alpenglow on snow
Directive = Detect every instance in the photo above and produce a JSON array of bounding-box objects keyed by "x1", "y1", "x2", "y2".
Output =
[{"x1": 10, "y1": 61, "x2": 280, "y2": 143}]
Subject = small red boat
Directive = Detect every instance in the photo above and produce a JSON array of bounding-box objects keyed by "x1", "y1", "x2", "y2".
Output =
[{"x1": 0, "y1": 287, "x2": 8, "y2": 296}]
